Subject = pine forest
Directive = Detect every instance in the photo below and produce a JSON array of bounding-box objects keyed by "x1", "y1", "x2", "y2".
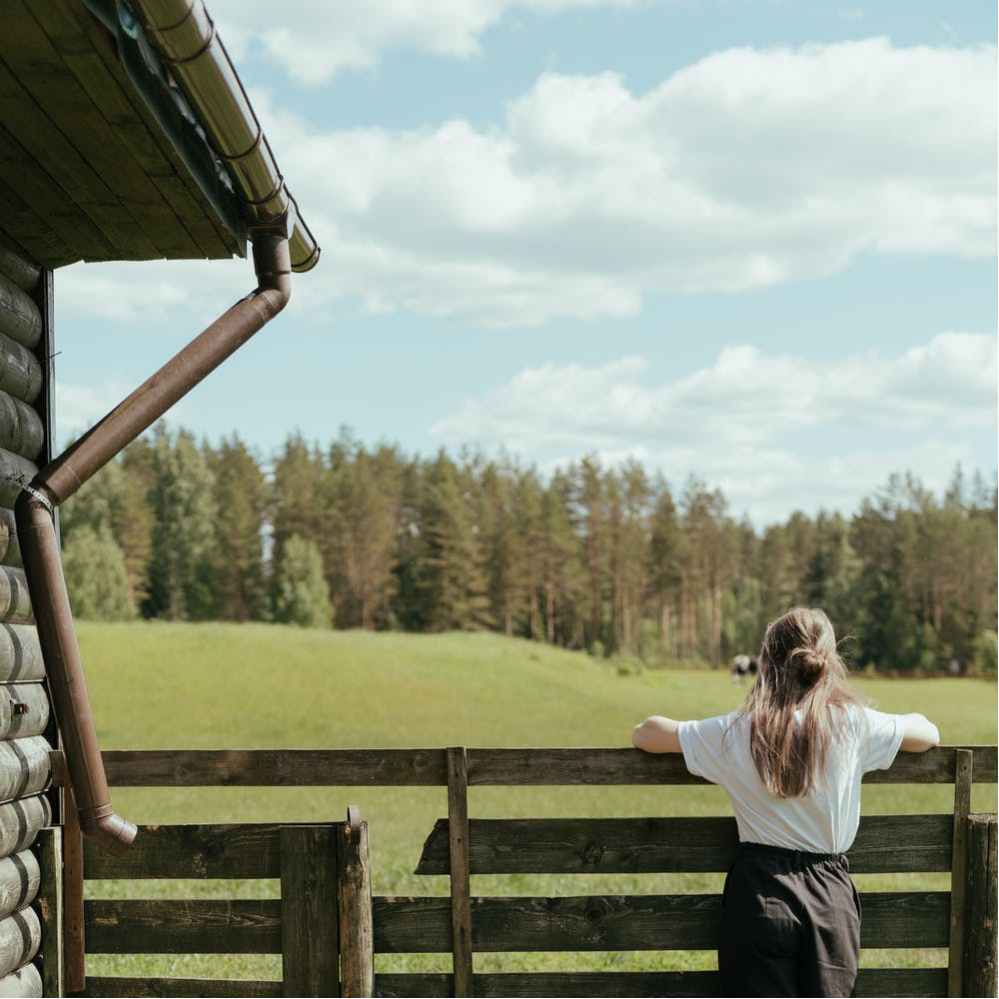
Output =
[{"x1": 58, "y1": 423, "x2": 998, "y2": 676}]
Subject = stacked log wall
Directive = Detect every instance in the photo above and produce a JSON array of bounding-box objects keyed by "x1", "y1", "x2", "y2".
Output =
[{"x1": 0, "y1": 238, "x2": 56, "y2": 998}]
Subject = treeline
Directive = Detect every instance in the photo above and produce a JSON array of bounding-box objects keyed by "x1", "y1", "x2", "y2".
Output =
[{"x1": 59, "y1": 423, "x2": 998, "y2": 675}]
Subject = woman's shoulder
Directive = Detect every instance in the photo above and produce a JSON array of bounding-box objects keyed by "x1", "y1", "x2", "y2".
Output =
[{"x1": 680, "y1": 710, "x2": 744, "y2": 745}]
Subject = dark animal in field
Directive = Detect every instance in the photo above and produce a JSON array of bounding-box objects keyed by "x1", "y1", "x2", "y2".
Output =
[{"x1": 731, "y1": 654, "x2": 759, "y2": 685}]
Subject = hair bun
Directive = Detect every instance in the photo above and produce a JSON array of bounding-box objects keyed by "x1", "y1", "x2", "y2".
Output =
[{"x1": 797, "y1": 648, "x2": 827, "y2": 679}]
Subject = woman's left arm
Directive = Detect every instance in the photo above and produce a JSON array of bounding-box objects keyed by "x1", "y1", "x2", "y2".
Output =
[{"x1": 900, "y1": 713, "x2": 940, "y2": 752}]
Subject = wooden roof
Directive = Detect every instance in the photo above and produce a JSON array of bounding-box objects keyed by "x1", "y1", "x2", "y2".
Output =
[{"x1": 0, "y1": 0, "x2": 246, "y2": 270}]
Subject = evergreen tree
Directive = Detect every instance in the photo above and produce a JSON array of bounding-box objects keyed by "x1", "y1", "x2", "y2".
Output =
[
  {"x1": 806, "y1": 512, "x2": 863, "y2": 636},
  {"x1": 479, "y1": 459, "x2": 527, "y2": 637},
  {"x1": 60, "y1": 448, "x2": 154, "y2": 609},
  {"x1": 541, "y1": 469, "x2": 587, "y2": 648},
  {"x1": 619, "y1": 460, "x2": 652, "y2": 655},
  {"x1": 272, "y1": 533, "x2": 334, "y2": 628},
  {"x1": 576, "y1": 457, "x2": 607, "y2": 652},
  {"x1": 420, "y1": 451, "x2": 490, "y2": 631},
  {"x1": 144, "y1": 425, "x2": 218, "y2": 620},
  {"x1": 208, "y1": 436, "x2": 267, "y2": 621},
  {"x1": 327, "y1": 437, "x2": 403, "y2": 630},
  {"x1": 62, "y1": 524, "x2": 134, "y2": 621},
  {"x1": 271, "y1": 432, "x2": 326, "y2": 557},
  {"x1": 392, "y1": 456, "x2": 434, "y2": 632},
  {"x1": 681, "y1": 477, "x2": 732, "y2": 665}
]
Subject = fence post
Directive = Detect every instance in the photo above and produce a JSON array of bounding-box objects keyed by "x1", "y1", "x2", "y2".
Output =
[
  {"x1": 280, "y1": 824, "x2": 339, "y2": 998},
  {"x1": 36, "y1": 826, "x2": 63, "y2": 998},
  {"x1": 963, "y1": 814, "x2": 997, "y2": 999},
  {"x1": 447, "y1": 746, "x2": 474, "y2": 998},
  {"x1": 62, "y1": 791, "x2": 84, "y2": 995},
  {"x1": 337, "y1": 806, "x2": 374, "y2": 998},
  {"x1": 948, "y1": 749, "x2": 973, "y2": 997}
]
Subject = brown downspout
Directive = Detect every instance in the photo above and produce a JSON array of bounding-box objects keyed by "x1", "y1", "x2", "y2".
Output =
[{"x1": 15, "y1": 234, "x2": 291, "y2": 854}]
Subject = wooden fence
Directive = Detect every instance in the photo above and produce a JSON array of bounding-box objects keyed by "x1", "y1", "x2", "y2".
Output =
[{"x1": 48, "y1": 745, "x2": 998, "y2": 998}]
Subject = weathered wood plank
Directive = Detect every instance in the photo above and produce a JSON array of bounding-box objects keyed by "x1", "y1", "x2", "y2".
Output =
[
  {"x1": 83, "y1": 824, "x2": 282, "y2": 881},
  {"x1": 0, "y1": 331, "x2": 42, "y2": 409},
  {"x1": 36, "y1": 827, "x2": 62, "y2": 999},
  {"x1": 416, "y1": 814, "x2": 954, "y2": 876},
  {"x1": 0, "y1": 906, "x2": 40, "y2": 978},
  {"x1": 280, "y1": 825, "x2": 338, "y2": 998},
  {"x1": 0, "y1": 392, "x2": 43, "y2": 462},
  {"x1": 0, "y1": 737, "x2": 52, "y2": 802},
  {"x1": 0, "y1": 174, "x2": 76, "y2": 273},
  {"x1": 0, "y1": 510, "x2": 20, "y2": 570},
  {"x1": 102, "y1": 749, "x2": 449, "y2": 787},
  {"x1": 0, "y1": 795, "x2": 50, "y2": 859},
  {"x1": 83, "y1": 899, "x2": 282, "y2": 954},
  {"x1": 0, "y1": 849, "x2": 39, "y2": 920},
  {"x1": 963, "y1": 813, "x2": 998, "y2": 998},
  {"x1": 0, "y1": 24, "x2": 160, "y2": 261},
  {"x1": 0, "y1": 625, "x2": 44, "y2": 683},
  {"x1": 375, "y1": 971, "x2": 721, "y2": 999},
  {"x1": 0, "y1": 568, "x2": 33, "y2": 625},
  {"x1": 0, "y1": 237, "x2": 41, "y2": 297},
  {"x1": 948, "y1": 748, "x2": 973, "y2": 996},
  {"x1": 447, "y1": 748, "x2": 473, "y2": 997},
  {"x1": 0, "y1": 686, "x2": 49, "y2": 742},
  {"x1": 101, "y1": 746, "x2": 997, "y2": 789},
  {"x1": 373, "y1": 967, "x2": 948, "y2": 999},
  {"x1": 81, "y1": 978, "x2": 281, "y2": 998},
  {"x1": 372, "y1": 891, "x2": 950, "y2": 954},
  {"x1": 0, "y1": 274, "x2": 41, "y2": 351},
  {"x1": 338, "y1": 809, "x2": 373, "y2": 998},
  {"x1": 0, "y1": 122, "x2": 114, "y2": 265},
  {"x1": 0, "y1": 963, "x2": 42, "y2": 998},
  {"x1": 63, "y1": 798, "x2": 85, "y2": 995},
  {"x1": 24, "y1": 1, "x2": 207, "y2": 260},
  {"x1": 467, "y1": 747, "x2": 998, "y2": 786}
]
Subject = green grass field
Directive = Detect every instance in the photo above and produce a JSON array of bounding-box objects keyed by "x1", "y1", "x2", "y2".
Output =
[{"x1": 76, "y1": 621, "x2": 997, "y2": 981}]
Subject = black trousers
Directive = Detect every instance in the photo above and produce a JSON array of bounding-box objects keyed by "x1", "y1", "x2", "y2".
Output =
[{"x1": 718, "y1": 842, "x2": 861, "y2": 998}]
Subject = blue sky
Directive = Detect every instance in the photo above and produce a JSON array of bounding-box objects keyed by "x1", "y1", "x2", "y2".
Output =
[{"x1": 54, "y1": 0, "x2": 997, "y2": 526}]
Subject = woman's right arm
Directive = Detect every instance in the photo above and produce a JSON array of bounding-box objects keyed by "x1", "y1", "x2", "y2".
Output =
[
  {"x1": 899, "y1": 713, "x2": 940, "y2": 752},
  {"x1": 632, "y1": 715, "x2": 683, "y2": 754}
]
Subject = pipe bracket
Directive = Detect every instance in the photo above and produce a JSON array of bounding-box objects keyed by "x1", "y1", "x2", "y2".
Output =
[{"x1": 19, "y1": 483, "x2": 52, "y2": 515}]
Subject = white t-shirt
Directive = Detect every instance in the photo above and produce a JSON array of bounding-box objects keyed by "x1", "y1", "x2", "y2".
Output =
[{"x1": 677, "y1": 706, "x2": 904, "y2": 853}]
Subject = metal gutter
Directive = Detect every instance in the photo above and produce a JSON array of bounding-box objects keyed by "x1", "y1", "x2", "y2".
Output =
[
  {"x1": 16, "y1": 235, "x2": 292, "y2": 853},
  {"x1": 82, "y1": 0, "x2": 319, "y2": 272},
  {"x1": 129, "y1": 0, "x2": 320, "y2": 272}
]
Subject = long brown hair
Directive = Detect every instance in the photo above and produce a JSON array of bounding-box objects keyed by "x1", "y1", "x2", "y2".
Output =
[{"x1": 741, "y1": 607, "x2": 863, "y2": 798}]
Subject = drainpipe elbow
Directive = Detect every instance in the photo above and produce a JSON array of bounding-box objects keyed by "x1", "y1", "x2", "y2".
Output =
[
  {"x1": 77, "y1": 804, "x2": 138, "y2": 856},
  {"x1": 251, "y1": 233, "x2": 292, "y2": 305}
]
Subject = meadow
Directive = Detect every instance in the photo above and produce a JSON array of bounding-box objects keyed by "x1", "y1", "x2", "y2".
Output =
[{"x1": 77, "y1": 622, "x2": 997, "y2": 981}]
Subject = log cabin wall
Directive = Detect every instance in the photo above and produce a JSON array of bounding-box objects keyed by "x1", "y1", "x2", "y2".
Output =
[{"x1": 0, "y1": 238, "x2": 56, "y2": 996}]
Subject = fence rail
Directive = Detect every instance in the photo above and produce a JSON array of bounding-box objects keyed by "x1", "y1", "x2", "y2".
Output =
[{"x1": 99, "y1": 744, "x2": 998, "y2": 787}]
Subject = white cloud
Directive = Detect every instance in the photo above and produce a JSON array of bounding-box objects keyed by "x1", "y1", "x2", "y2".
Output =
[
  {"x1": 54, "y1": 381, "x2": 130, "y2": 443},
  {"x1": 58, "y1": 39, "x2": 997, "y2": 328},
  {"x1": 430, "y1": 332, "x2": 997, "y2": 448},
  {"x1": 54, "y1": 378, "x2": 199, "y2": 448},
  {"x1": 271, "y1": 39, "x2": 995, "y2": 326},
  {"x1": 211, "y1": 0, "x2": 637, "y2": 85},
  {"x1": 428, "y1": 331, "x2": 997, "y2": 523},
  {"x1": 56, "y1": 259, "x2": 251, "y2": 325}
]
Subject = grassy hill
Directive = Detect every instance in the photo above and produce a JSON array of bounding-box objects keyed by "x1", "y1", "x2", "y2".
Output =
[{"x1": 80, "y1": 620, "x2": 996, "y2": 750}]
